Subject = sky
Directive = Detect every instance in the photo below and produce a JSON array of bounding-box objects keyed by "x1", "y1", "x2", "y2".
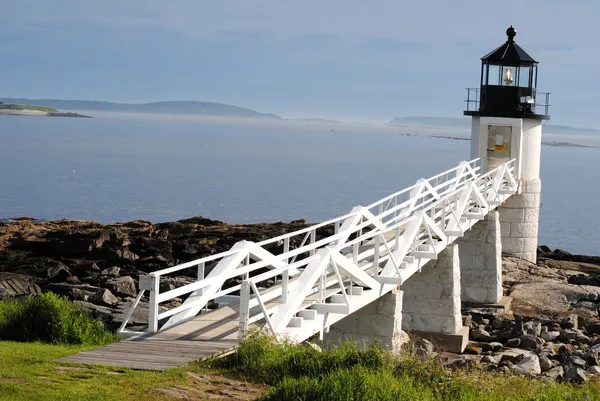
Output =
[{"x1": 1, "y1": 1, "x2": 598, "y2": 126}]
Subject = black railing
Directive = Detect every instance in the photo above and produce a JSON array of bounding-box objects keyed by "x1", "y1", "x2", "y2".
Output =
[
  {"x1": 464, "y1": 88, "x2": 551, "y2": 117},
  {"x1": 465, "y1": 88, "x2": 480, "y2": 112}
]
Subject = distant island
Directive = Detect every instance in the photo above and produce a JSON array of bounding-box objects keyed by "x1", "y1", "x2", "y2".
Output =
[
  {"x1": 0, "y1": 102, "x2": 91, "y2": 118},
  {"x1": 0, "y1": 98, "x2": 281, "y2": 119}
]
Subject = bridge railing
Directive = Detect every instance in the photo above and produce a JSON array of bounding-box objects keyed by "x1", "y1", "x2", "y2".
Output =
[{"x1": 118, "y1": 158, "x2": 516, "y2": 336}]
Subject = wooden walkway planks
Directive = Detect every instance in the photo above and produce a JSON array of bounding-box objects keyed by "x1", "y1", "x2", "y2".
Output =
[{"x1": 59, "y1": 305, "x2": 241, "y2": 370}]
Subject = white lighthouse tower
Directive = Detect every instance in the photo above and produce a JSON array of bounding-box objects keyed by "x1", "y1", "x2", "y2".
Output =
[{"x1": 464, "y1": 26, "x2": 550, "y2": 263}]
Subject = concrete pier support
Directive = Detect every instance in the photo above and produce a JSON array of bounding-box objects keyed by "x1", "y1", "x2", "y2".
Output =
[
  {"x1": 499, "y1": 179, "x2": 541, "y2": 263},
  {"x1": 456, "y1": 211, "x2": 502, "y2": 304},
  {"x1": 324, "y1": 289, "x2": 408, "y2": 351},
  {"x1": 401, "y1": 245, "x2": 468, "y2": 352}
]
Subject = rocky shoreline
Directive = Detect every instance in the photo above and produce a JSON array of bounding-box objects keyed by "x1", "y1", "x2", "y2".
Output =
[{"x1": 1, "y1": 216, "x2": 600, "y2": 382}]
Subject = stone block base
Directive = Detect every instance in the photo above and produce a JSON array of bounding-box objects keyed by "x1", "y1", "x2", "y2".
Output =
[
  {"x1": 324, "y1": 290, "x2": 408, "y2": 352},
  {"x1": 499, "y1": 179, "x2": 541, "y2": 263},
  {"x1": 411, "y1": 326, "x2": 469, "y2": 353}
]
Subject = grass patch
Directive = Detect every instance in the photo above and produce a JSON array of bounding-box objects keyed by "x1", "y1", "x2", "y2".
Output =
[
  {"x1": 0, "y1": 103, "x2": 57, "y2": 112},
  {"x1": 216, "y1": 334, "x2": 600, "y2": 401},
  {"x1": 0, "y1": 341, "x2": 192, "y2": 401},
  {"x1": 0, "y1": 292, "x2": 117, "y2": 346}
]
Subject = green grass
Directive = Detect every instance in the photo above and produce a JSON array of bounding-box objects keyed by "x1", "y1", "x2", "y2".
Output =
[
  {"x1": 0, "y1": 341, "x2": 191, "y2": 401},
  {"x1": 0, "y1": 292, "x2": 117, "y2": 346},
  {"x1": 216, "y1": 334, "x2": 600, "y2": 401},
  {"x1": 0, "y1": 103, "x2": 57, "y2": 112}
]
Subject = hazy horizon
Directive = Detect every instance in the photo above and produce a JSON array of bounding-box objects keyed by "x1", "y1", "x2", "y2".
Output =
[{"x1": 2, "y1": 2, "x2": 600, "y2": 128}]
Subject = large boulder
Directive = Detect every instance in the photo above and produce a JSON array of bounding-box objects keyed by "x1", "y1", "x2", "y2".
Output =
[{"x1": 105, "y1": 276, "x2": 137, "y2": 298}]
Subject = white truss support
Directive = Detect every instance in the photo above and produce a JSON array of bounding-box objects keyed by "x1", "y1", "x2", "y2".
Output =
[
  {"x1": 329, "y1": 250, "x2": 381, "y2": 290},
  {"x1": 247, "y1": 243, "x2": 301, "y2": 277},
  {"x1": 163, "y1": 241, "x2": 251, "y2": 329},
  {"x1": 378, "y1": 213, "x2": 424, "y2": 279},
  {"x1": 271, "y1": 249, "x2": 333, "y2": 332},
  {"x1": 333, "y1": 206, "x2": 365, "y2": 246}
]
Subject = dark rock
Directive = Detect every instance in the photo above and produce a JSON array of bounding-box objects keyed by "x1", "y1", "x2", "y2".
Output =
[
  {"x1": 586, "y1": 323, "x2": 600, "y2": 335},
  {"x1": 506, "y1": 338, "x2": 521, "y2": 348},
  {"x1": 559, "y1": 344, "x2": 575, "y2": 355},
  {"x1": 519, "y1": 335, "x2": 542, "y2": 350},
  {"x1": 585, "y1": 350, "x2": 599, "y2": 366},
  {"x1": 464, "y1": 346, "x2": 483, "y2": 355},
  {"x1": 101, "y1": 266, "x2": 121, "y2": 278},
  {"x1": 46, "y1": 262, "x2": 71, "y2": 281},
  {"x1": 0, "y1": 273, "x2": 41, "y2": 299},
  {"x1": 560, "y1": 314, "x2": 578, "y2": 330}
]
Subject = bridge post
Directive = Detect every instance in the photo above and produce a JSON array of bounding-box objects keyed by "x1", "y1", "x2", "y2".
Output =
[
  {"x1": 323, "y1": 289, "x2": 409, "y2": 352},
  {"x1": 456, "y1": 210, "x2": 502, "y2": 304},
  {"x1": 401, "y1": 244, "x2": 468, "y2": 353}
]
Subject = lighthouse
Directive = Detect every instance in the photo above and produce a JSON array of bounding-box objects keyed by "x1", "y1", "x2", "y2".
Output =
[{"x1": 464, "y1": 26, "x2": 550, "y2": 263}]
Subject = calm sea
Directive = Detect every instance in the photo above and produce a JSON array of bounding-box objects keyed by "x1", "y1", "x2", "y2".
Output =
[{"x1": 1, "y1": 112, "x2": 598, "y2": 255}]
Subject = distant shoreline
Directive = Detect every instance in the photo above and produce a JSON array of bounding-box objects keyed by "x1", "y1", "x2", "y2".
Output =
[{"x1": 0, "y1": 109, "x2": 92, "y2": 118}]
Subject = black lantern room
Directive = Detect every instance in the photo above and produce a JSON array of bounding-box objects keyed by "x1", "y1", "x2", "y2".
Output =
[{"x1": 464, "y1": 26, "x2": 550, "y2": 120}]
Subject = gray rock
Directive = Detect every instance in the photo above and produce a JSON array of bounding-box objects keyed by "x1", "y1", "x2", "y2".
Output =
[
  {"x1": 512, "y1": 355, "x2": 541, "y2": 375},
  {"x1": 542, "y1": 366, "x2": 564, "y2": 381},
  {"x1": 91, "y1": 288, "x2": 119, "y2": 306},
  {"x1": 489, "y1": 342, "x2": 504, "y2": 352},
  {"x1": 564, "y1": 365, "x2": 588, "y2": 383},
  {"x1": 443, "y1": 358, "x2": 466, "y2": 369},
  {"x1": 539, "y1": 354, "x2": 553, "y2": 372},
  {"x1": 481, "y1": 355, "x2": 498, "y2": 364},
  {"x1": 570, "y1": 355, "x2": 587, "y2": 368},
  {"x1": 587, "y1": 366, "x2": 600, "y2": 375},
  {"x1": 506, "y1": 338, "x2": 521, "y2": 348},
  {"x1": 106, "y1": 276, "x2": 137, "y2": 297},
  {"x1": 415, "y1": 338, "x2": 435, "y2": 359},
  {"x1": 524, "y1": 321, "x2": 542, "y2": 336},
  {"x1": 72, "y1": 288, "x2": 94, "y2": 301},
  {"x1": 541, "y1": 327, "x2": 560, "y2": 342},
  {"x1": 471, "y1": 328, "x2": 493, "y2": 342},
  {"x1": 559, "y1": 329, "x2": 580, "y2": 342}
]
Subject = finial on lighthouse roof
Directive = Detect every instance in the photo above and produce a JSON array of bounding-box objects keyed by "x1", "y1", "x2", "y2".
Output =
[{"x1": 506, "y1": 26, "x2": 516, "y2": 42}]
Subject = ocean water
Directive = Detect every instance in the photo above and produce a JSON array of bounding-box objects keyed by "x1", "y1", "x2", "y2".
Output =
[{"x1": 0, "y1": 112, "x2": 598, "y2": 255}]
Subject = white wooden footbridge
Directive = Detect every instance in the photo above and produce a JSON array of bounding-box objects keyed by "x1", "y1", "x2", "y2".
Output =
[
  {"x1": 61, "y1": 27, "x2": 550, "y2": 370},
  {"x1": 62, "y1": 158, "x2": 520, "y2": 370}
]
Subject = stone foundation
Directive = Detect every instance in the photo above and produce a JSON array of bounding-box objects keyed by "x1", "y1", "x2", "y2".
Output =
[
  {"x1": 456, "y1": 211, "x2": 502, "y2": 304},
  {"x1": 402, "y1": 245, "x2": 467, "y2": 351},
  {"x1": 499, "y1": 179, "x2": 541, "y2": 263},
  {"x1": 324, "y1": 290, "x2": 408, "y2": 351}
]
